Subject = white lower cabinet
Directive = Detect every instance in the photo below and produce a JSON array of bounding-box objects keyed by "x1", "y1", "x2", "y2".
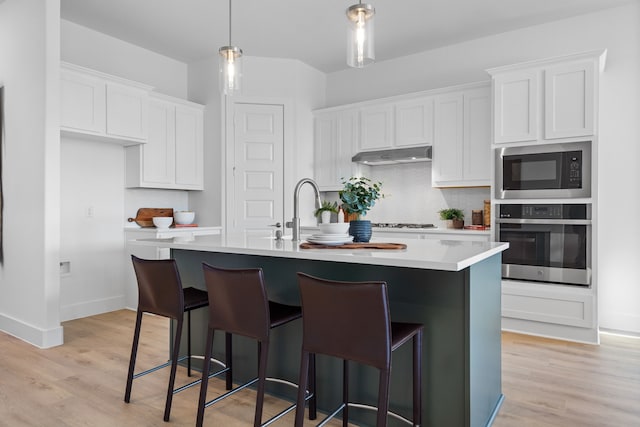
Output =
[
  {"x1": 432, "y1": 85, "x2": 491, "y2": 187},
  {"x1": 501, "y1": 280, "x2": 597, "y2": 343},
  {"x1": 126, "y1": 93, "x2": 204, "y2": 190},
  {"x1": 60, "y1": 62, "x2": 151, "y2": 145}
]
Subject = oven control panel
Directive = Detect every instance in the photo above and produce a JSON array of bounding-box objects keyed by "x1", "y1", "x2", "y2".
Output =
[{"x1": 499, "y1": 203, "x2": 589, "y2": 220}]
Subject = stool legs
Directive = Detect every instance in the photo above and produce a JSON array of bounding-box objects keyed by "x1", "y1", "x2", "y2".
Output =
[
  {"x1": 413, "y1": 330, "x2": 423, "y2": 427},
  {"x1": 254, "y1": 341, "x2": 269, "y2": 427},
  {"x1": 343, "y1": 360, "x2": 349, "y2": 427},
  {"x1": 164, "y1": 317, "x2": 183, "y2": 421},
  {"x1": 196, "y1": 326, "x2": 215, "y2": 427},
  {"x1": 124, "y1": 310, "x2": 143, "y2": 404},
  {"x1": 294, "y1": 350, "x2": 311, "y2": 427},
  {"x1": 377, "y1": 369, "x2": 391, "y2": 427}
]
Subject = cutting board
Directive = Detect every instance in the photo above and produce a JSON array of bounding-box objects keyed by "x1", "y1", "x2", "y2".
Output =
[
  {"x1": 127, "y1": 208, "x2": 174, "y2": 228},
  {"x1": 300, "y1": 242, "x2": 407, "y2": 250}
]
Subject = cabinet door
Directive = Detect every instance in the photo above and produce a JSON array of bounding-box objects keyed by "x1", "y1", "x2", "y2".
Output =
[
  {"x1": 395, "y1": 97, "x2": 434, "y2": 147},
  {"x1": 493, "y1": 70, "x2": 538, "y2": 143},
  {"x1": 60, "y1": 69, "x2": 106, "y2": 134},
  {"x1": 106, "y1": 83, "x2": 148, "y2": 141},
  {"x1": 174, "y1": 104, "x2": 204, "y2": 189},
  {"x1": 335, "y1": 109, "x2": 359, "y2": 186},
  {"x1": 314, "y1": 113, "x2": 337, "y2": 190},
  {"x1": 544, "y1": 61, "x2": 595, "y2": 139},
  {"x1": 463, "y1": 87, "x2": 491, "y2": 185},
  {"x1": 142, "y1": 98, "x2": 175, "y2": 185},
  {"x1": 359, "y1": 104, "x2": 394, "y2": 151},
  {"x1": 433, "y1": 92, "x2": 464, "y2": 186}
]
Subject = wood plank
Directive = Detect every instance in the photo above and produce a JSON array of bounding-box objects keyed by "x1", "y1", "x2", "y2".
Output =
[{"x1": 0, "y1": 311, "x2": 638, "y2": 426}]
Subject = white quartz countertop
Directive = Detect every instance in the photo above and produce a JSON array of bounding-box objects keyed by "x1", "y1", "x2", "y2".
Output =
[{"x1": 129, "y1": 233, "x2": 508, "y2": 272}]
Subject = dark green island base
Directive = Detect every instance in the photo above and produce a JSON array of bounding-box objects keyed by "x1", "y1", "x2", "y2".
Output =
[{"x1": 171, "y1": 248, "x2": 503, "y2": 427}]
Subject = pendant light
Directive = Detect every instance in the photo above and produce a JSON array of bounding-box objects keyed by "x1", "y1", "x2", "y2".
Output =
[
  {"x1": 346, "y1": 0, "x2": 375, "y2": 68},
  {"x1": 219, "y1": 0, "x2": 242, "y2": 95}
]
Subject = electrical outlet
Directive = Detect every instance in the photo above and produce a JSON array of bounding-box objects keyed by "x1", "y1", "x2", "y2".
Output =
[
  {"x1": 87, "y1": 206, "x2": 95, "y2": 218},
  {"x1": 60, "y1": 261, "x2": 71, "y2": 276}
]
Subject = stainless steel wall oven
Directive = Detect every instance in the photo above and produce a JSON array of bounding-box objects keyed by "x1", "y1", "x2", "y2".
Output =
[{"x1": 496, "y1": 204, "x2": 591, "y2": 286}]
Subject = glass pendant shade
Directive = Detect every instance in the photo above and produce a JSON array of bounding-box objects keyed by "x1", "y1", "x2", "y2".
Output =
[
  {"x1": 346, "y1": 2, "x2": 375, "y2": 68},
  {"x1": 219, "y1": 45, "x2": 243, "y2": 95}
]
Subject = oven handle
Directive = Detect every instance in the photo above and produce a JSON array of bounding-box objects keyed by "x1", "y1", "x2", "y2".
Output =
[{"x1": 496, "y1": 218, "x2": 592, "y2": 225}]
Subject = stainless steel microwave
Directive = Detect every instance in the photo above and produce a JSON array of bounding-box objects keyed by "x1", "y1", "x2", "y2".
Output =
[{"x1": 495, "y1": 141, "x2": 591, "y2": 199}]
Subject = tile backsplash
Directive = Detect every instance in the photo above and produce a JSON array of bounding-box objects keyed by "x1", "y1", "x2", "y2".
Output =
[{"x1": 323, "y1": 162, "x2": 490, "y2": 226}]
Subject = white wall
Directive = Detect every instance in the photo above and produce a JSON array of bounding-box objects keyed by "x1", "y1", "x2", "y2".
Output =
[
  {"x1": 188, "y1": 56, "x2": 326, "y2": 228},
  {"x1": 327, "y1": 4, "x2": 640, "y2": 334},
  {"x1": 0, "y1": 0, "x2": 62, "y2": 347},
  {"x1": 59, "y1": 19, "x2": 190, "y2": 321}
]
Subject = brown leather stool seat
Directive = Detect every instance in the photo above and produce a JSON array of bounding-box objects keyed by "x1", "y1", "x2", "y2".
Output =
[
  {"x1": 124, "y1": 256, "x2": 230, "y2": 422},
  {"x1": 197, "y1": 263, "x2": 317, "y2": 427},
  {"x1": 294, "y1": 272, "x2": 423, "y2": 427}
]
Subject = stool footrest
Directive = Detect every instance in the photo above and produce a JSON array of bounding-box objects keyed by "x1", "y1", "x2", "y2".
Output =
[{"x1": 316, "y1": 402, "x2": 415, "y2": 427}]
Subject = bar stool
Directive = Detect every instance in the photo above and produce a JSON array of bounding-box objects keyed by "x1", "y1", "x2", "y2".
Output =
[
  {"x1": 196, "y1": 263, "x2": 317, "y2": 427},
  {"x1": 124, "y1": 255, "x2": 229, "y2": 422},
  {"x1": 294, "y1": 272, "x2": 423, "y2": 427}
]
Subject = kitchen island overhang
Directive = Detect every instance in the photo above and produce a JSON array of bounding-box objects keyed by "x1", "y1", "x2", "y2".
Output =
[{"x1": 129, "y1": 234, "x2": 508, "y2": 427}]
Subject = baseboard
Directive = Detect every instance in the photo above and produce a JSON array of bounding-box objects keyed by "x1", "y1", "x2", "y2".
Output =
[
  {"x1": 59, "y1": 295, "x2": 126, "y2": 322},
  {"x1": 0, "y1": 313, "x2": 64, "y2": 348}
]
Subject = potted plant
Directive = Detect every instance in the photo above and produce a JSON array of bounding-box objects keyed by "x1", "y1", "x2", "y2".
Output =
[
  {"x1": 339, "y1": 177, "x2": 383, "y2": 242},
  {"x1": 439, "y1": 208, "x2": 465, "y2": 229},
  {"x1": 314, "y1": 200, "x2": 338, "y2": 224}
]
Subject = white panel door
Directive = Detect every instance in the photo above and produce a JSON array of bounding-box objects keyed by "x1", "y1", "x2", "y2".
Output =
[
  {"x1": 463, "y1": 87, "x2": 491, "y2": 184},
  {"x1": 229, "y1": 103, "x2": 284, "y2": 234},
  {"x1": 60, "y1": 69, "x2": 106, "y2": 134},
  {"x1": 105, "y1": 83, "x2": 148, "y2": 140},
  {"x1": 359, "y1": 103, "x2": 394, "y2": 151}
]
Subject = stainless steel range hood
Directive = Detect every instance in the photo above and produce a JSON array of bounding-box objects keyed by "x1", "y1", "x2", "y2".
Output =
[{"x1": 351, "y1": 146, "x2": 432, "y2": 165}]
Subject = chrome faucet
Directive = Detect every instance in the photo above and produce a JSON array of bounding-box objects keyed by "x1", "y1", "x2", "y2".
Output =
[{"x1": 287, "y1": 178, "x2": 322, "y2": 241}]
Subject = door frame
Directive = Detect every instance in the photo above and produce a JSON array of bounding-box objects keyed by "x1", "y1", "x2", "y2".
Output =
[{"x1": 221, "y1": 95, "x2": 295, "y2": 234}]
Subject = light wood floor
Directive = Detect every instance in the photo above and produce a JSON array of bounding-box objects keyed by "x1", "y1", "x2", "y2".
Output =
[{"x1": 0, "y1": 310, "x2": 638, "y2": 426}]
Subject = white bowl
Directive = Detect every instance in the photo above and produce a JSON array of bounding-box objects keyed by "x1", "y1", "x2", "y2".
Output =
[
  {"x1": 174, "y1": 211, "x2": 195, "y2": 225},
  {"x1": 318, "y1": 222, "x2": 350, "y2": 235},
  {"x1": 152, "y1": 216, "x2": 173, "y2": 229}
]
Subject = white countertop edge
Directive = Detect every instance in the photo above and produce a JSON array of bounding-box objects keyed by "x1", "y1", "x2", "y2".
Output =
[
  {"x1": 301, "y1": 225, "x2": 491, "y2": 235},
  {"x1": 129, "y1": 235, "x2": 508, "y2": 272}
]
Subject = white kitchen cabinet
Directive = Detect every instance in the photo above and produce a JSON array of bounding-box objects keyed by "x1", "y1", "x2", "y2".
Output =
[
  {"x1": 395, "y1": 97, "x2": 434, "y2": 147},
  {"x1": 60, "y1": 62, "x2": 151, "y2": 145},
  {"x1": 544, "y1": 60, "x2": 595, "y2": 139},
  {"x1": 358, "y1": 97, "x2": 434, "y2": 151},
  {"x1": 126, "y1": 93, "x2": 204, "y2": 190},
  {"x1": 359, "y1": 103, "x2": 394, "y2": 151},
  {"x1": 314, "y1": 108, "x2": 362, "y2": 191},
  {"x1": 432, "y1": 85, "x2": 490, "y2": 187},
  {"x1": 492, "y1": 70, "x2": 538, "y2": 143},
  {"x1": 489, "y1": 50, "x2": 604, "y2": 145}
]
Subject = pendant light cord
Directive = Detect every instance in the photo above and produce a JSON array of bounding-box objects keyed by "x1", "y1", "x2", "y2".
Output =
[{"x1": 228, "y1": 0, "x2": 232, "y2": 45}]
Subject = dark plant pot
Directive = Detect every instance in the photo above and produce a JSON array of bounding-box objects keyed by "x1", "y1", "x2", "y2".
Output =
[
  {"x1": 452, "y1": 218, "x2": 464, "y2": 229},
  {"x1": 349, "y1": 220, "x2": 372, "y2": 243}
]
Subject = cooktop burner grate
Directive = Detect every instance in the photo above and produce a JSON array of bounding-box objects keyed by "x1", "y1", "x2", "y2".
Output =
[{"x1": 371, "y1": 223, "x2": 436, "y2": 229}]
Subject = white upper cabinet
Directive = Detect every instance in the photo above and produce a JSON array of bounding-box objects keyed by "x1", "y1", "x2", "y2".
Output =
[
  {"x1": 314, "y1": 108, "x2": 362, "y2": 191},
  {"x1": 488, "y1": 50, "x2": 605, "y2": 145},
  {"x1": 359, "y1": 103, "x2": 394, "y2": 151},
  {"x1": 432, "y1": 85, "x2": 491, "y2": 187},
  {"x1": 395, "y1": 97, "x2": 434, "y2": 147},
  {"x1": 544, "y1": 60, "x2": 595, "y2": 139},
  {"x1": 126, "y1": 93, "x2": 204, "y2": 190},
  {"x1": 492, "y1": 70, "x2": 538, "y2": 143},
  {"x1": 358, "y1": 96, "x2": 434, "y2": 152},
  {"x1": 60, "y1": 62, "x2": 151, "y2": 145}
]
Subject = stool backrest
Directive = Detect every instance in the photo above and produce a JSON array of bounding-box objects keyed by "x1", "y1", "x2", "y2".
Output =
[
  {"x1": 297, "y1": 272, "x2": 392, "y2": 370},
  {"x1": 202, "y1": 263, "x2": 270, "y2": 342},
  {"x1": 131, "y1": 255, "x2": 184, "y2": 319}
]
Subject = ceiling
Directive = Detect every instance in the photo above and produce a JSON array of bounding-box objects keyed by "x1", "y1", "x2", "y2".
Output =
[{"x1": 60, "y1": 0, "x2": 634, "y2": 73}]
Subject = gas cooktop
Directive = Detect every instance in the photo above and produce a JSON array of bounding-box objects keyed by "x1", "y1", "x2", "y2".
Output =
[{"x1": 371, "y1": 223, "x2": 436, "y2": 229}]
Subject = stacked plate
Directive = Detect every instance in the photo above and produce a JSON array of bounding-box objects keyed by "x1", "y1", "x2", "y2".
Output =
[{"x1": 306, "y1": 233, "x2": 354, "y2": 246}]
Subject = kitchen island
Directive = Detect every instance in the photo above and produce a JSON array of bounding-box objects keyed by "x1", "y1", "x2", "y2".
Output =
[{"x1": 130, "y1": 234, "x2": 508, "y2": 427}]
